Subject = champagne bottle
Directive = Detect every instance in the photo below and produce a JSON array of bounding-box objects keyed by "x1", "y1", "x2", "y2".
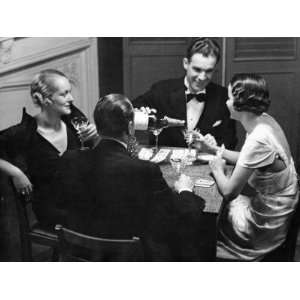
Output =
[{"x1": 134, "y1": 111, "x2": 185, "y2": 131}]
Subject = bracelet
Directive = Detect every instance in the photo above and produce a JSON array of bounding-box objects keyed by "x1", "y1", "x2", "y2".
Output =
[
  {"x1": 178, "y1": 188, "x2": 193, "y2": 194},
  {"x1": 216, "y1": 144, "x2": 225, "y2": 157}
]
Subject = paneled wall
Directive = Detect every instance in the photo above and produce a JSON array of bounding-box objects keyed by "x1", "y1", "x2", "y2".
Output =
[
  {"x1": 1, "y1": 37, "x2": 299, "y2": 157},
  {"x1": 0, "y1": 37, "x2": 100, "y2": 260},
  {"x1": 123, "y1": 37, "x2": 300, "y2": 160},
  {"x1": 0, "y1": 37, "x2": 99, "y2": 130},
  {"x1": 123, "y1": 37, "x2": 188, "y2": 99},
  {"x1": 123, "y1": 37, "x2": 224, "y2": 99}
]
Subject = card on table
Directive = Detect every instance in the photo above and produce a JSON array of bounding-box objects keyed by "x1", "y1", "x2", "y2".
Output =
[
  {"x1": 171, "y1": 149, "x2": 196, "y2": 160},
  {"x1": 194, "y1": 178, "x2": 215, "y2": 187},
  {"x1": 150, "y1": 149, "x2": 171, "y2": 163},
  {"x1": 138, "y1": 148, "x2": 154, "y2": 161}
]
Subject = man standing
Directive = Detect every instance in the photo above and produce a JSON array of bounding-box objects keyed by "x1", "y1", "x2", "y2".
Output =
[{"x1": 134, "y1": 37, "x2": 237, "y2": 149}]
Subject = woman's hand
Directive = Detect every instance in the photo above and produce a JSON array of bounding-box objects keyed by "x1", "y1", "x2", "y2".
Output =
[
  {"x1": 209, "y1": 156, "x2": 226, "y2": 174},
  {"x1": 135, "y1": 106, "x2": 157, "y2": 115},
  {"x1": 191, "y1": 131, "x2": 218, "y2": 154},
  {"x1": 79, "y1": 123, "x2": 99, "y2": 143},
  {"x1": 12, "y1": 169, "x2": 33, "y2": 196}
]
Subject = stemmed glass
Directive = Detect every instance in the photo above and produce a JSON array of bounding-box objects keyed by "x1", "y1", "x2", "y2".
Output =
[
  {"x1": 184, "y1": 129, "x2": 196, "y2": 164},
  {"x1": 71, "y1": 116, "x2": 89, "y2": 150},
  {"x1": 149, "y1": 128, "x2": 164, "y2": 154}
]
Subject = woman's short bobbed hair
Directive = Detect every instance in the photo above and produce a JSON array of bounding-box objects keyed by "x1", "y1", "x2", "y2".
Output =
[
  {"x1": 230, "y1": 73, "x2": 271, "y2": 115},
  {"x1": 93, "y1": 94, "x2": 134, "y2": 137}
]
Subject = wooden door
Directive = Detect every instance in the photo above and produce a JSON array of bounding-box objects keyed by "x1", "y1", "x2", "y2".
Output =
[{"x1": 225, "y1": 38, "x2": 300, "y2": 161}]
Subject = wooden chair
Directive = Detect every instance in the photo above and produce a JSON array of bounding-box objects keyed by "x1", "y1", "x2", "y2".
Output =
[
  {"x1": 14, "y1": 192, "x2": 58, "y2": 261},
  {"x1": 55, "y1": 224, "x2": 144, "y2": 262}
]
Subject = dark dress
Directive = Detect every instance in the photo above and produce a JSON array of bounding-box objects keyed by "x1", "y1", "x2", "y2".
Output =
[{"x1": 0, "y1": 105, "x2": 86, "y2": 229}]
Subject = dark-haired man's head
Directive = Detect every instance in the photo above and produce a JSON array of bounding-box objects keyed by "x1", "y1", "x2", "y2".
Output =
[
  {"x1": 183, "y1": 38, "x2": 220, "y2": 93},
  {"x1": 94, "y1": 94, "x2": 134, "y2": 141}
]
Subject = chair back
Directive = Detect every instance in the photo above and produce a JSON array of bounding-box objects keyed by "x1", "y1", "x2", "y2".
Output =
[
  {"x1": 55, "y1": 225, "x2": 144, "y2": 262},
  {"x1": 14, "y1": 189, "x2": 58, "y2": 261}
]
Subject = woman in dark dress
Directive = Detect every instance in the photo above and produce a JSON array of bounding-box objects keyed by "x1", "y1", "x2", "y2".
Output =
[{"x1": 0, "y1": 69, "x2": 98, "y2": 229}]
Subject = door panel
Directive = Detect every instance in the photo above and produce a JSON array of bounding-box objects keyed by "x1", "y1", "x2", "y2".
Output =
[{"x1": 123, "y1": 37, "x2": 188, "y2": 99}]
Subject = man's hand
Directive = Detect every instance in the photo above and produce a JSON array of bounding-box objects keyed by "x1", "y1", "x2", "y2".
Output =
[
  {"x1": 174, "y1": 174, "x2": 194, "y2": 193},
  {"x1": 191, "y1": 132, "x2": 218, "y2": 154},
  {"x1": 79, "y1": 123, "x2": 99, "y2": 143}
]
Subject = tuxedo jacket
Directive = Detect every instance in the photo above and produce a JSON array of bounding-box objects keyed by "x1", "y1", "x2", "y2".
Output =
[
  {"x1": 134, "y1": 78, "x2": 237, "y2": 149},
  {"x1": 59, "y1": 139, "x2": 208, "y2": 260}
]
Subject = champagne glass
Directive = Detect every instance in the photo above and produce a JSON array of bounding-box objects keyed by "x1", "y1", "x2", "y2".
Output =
[
  {"x1": 71, "y1": 116, "x2": 89, "y2": 150},
  {"x1": 149, "y1": 128, "x2": 164, "y2": 154},
  {"x1": 184, "y1": 129, "x2": 196, "y2": 164}
]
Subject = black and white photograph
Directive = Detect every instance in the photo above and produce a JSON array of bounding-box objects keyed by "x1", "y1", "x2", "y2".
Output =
[{"x1": 1, "y1": 1, "x2": 299, "y2": 299}]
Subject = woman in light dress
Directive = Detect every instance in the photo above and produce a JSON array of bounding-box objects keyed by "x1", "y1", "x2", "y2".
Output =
[{"x1": 194, "y1": 73, "x2": 299, "y2": 261}]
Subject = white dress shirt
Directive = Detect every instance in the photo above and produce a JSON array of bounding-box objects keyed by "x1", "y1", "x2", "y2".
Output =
[{"x1": 184, "y1": 77, "x2": 206, "y2": 131}]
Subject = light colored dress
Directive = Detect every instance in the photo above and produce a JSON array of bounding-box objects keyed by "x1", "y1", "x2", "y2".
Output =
[{"x1": 217, "y1": 113, "x2": 299, "y2": 261}]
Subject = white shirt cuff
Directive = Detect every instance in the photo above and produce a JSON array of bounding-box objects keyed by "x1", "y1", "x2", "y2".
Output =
[{"x1": 178, "y1": 188, "x2": 193, "y2": 194}]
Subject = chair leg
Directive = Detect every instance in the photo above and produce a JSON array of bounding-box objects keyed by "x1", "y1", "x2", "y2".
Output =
[
  {"x1": 52, "y1": 246, "x2": 59, "y2": 262},
  {"x1": 20, "y1": 236, "x2": 33, "y2": 262}
]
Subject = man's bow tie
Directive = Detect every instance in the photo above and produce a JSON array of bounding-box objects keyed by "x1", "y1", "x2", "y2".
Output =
[{"x1": 186, "y1": 93, "x2": 207, "y2": 103}]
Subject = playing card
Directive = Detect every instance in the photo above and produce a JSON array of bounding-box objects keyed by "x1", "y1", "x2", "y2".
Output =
[{"x1": 195, "y1": 178, "x2": 215, "y2": 187}]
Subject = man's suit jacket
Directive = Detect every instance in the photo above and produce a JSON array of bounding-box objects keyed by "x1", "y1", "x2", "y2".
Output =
[
  {"x1": 134, "y1": 78, "x2": 237, "y2": 149},
  {"x1": 59, "y1": 139, "x2": 209, "y2": 261}
]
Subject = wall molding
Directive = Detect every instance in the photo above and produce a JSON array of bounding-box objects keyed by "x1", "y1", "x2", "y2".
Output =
[
  {"x1": 0, "y1": 37, "x2": 99, "y2": 128},
  {"x1": 0, "y1": 38, "x2": 14, "y2": 64},
  {"x1": 0, "y1": 80, "x2": 29, "y2": 91},
  {"x1": 0, "y1": 38, "x2": 92, "y2": 75}
]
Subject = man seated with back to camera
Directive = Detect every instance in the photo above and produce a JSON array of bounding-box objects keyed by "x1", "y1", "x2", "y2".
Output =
[
  {"x1": 133, "y1": 37, "x2": 237, "y2": 149},
  {"x1": 59, "y1": 94, "x2": 213, "y2": 261}
]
